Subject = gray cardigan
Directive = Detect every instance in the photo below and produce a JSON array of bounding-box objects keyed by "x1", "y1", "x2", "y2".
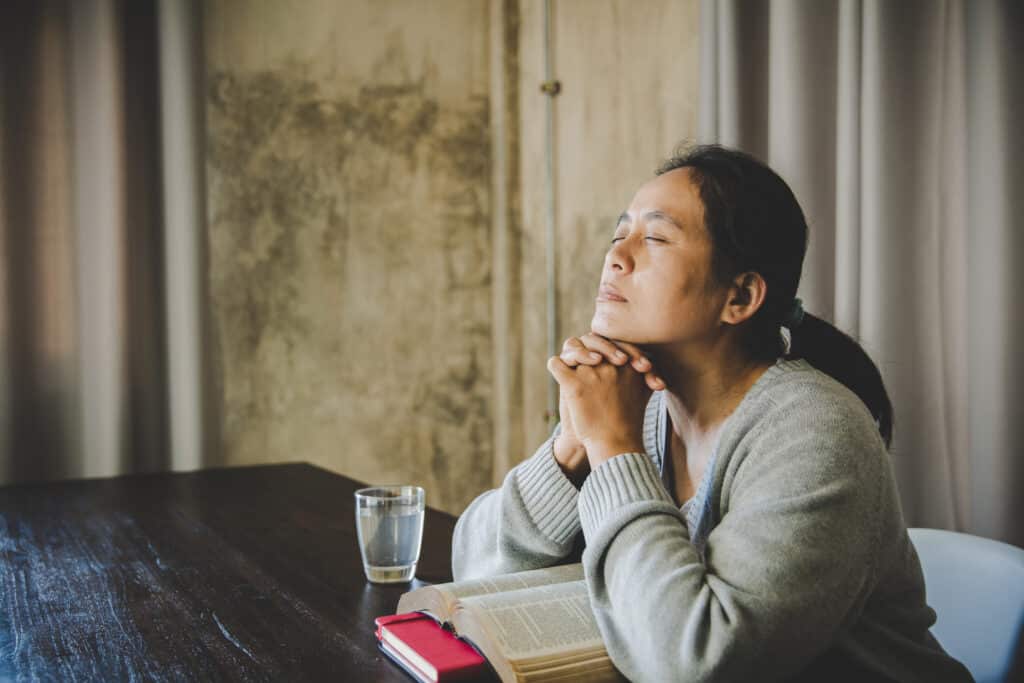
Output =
[{"x1": 452, "y1": 359, "x2": 973, "y2": 682}]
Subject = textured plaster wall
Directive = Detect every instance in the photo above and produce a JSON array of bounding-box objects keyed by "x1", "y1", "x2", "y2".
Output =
[
  {"x1": 203, "y1": 0, "x2": 494, "y2": 514},
  {"x1": 202, "y1": 0, "x2": 699, "y2": 515}
]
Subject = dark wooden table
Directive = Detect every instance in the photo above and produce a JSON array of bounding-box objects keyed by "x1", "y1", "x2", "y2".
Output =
[{"x1": 0, "y1": 462, "x2": 458, "y2": 680}]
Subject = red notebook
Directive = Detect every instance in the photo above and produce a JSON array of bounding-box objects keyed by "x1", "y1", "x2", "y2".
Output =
[{"x1": 374, "y1": 612, "x2": 490, "y2": 682}]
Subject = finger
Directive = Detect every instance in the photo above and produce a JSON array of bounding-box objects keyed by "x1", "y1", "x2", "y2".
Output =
[
  {"x1": 610, "y1": 339, "x2": 654, "y2": 371},
  {"x1": 560, "y1": 337, "x2": 582, "y2": 356},
  {"x1": 585, "y1": 333, "x2": 653, "y2": 370},
  {"x1": 644, "y1": 371, "x2": 665, "y2": 391},
  {"x1": 630, "y1": 356, "x2": 653, "y2": 373},
  {"x1": 579, "y1": 332, "x2": 630, "y2": 365},
  {"x1": 547, "y1": 356, "x2": 580, "y2": 388},
  {"x1": 561, "y1": 337, "x2": 602, "y2": 367}
]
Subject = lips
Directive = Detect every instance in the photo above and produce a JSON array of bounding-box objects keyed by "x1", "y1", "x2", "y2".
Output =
[{"x1": 597, "y1": 284, "x2": 627, "y2": 302}]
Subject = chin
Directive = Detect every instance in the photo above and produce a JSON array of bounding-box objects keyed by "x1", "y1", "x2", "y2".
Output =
[
  {"x1": 591, "y1": 311, "x2": 639, "y2": 343},
  {"x1": 592, "y1": 311, "x2": 671, "y2": 347}
]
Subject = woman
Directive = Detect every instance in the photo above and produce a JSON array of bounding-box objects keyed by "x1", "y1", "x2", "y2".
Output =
[{"x1": 452, "y1": 145, "x2": 972, "y2": 682}]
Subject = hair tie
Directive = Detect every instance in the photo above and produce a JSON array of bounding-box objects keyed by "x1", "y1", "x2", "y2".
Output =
[{"x1": 782, "y1": 298, "x2": 805, "y2": 329}]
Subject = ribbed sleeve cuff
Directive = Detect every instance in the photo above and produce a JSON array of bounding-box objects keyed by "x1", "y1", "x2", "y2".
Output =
[
  {"x1": 513, "y1": 436, "x2": 582, "y2": 546},
  {"x1": 578, "y1": 452, "x2": 674, "y2": 536}
]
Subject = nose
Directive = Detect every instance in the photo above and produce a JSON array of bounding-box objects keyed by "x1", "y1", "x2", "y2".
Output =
[{"x1": 605, "y1": 237, "x2": 634, "y2": 274}]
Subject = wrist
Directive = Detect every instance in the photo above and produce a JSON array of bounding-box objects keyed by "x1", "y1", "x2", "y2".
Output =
[
  {"x1": 553, "y1": 433, "x2": 589, "y2": 487},
  {"x1": 584, "y1": 439, "x2": 645, "y2": 469},
  {"x1": 553, "y1": 431, "x2": 583, "y2": 460}
]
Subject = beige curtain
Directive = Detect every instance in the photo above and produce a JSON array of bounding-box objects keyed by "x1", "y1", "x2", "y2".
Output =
[
  {"x1": 699, "y1": 0, "x2": 1023, "y2": 546},
  {"x1": 0, "y1": 0, "x2": 211, "y2": 485}
]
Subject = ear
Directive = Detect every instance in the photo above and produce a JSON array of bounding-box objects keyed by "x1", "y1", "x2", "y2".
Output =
[{"x1": 720, "y1": 271, "x2": 767, "y2": 325}]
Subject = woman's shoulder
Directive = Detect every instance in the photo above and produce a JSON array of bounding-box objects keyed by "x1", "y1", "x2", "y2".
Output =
[
  {"x1": 720, "y1": 359, "x2": 890, "y2": 502},
  {"x1": 749, "y1": 358, "x2": 877, "y2": 425},
  {"x1": 730, "y1": 358, "x2": 886, "y2": 463}
]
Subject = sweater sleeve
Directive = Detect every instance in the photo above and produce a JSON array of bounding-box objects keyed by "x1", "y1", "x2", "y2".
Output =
[
  {"x1": 451, "y1": 424, "x2": 584, "y2": 581},
  {"x1": 578, "y1": 393, "x2": 885, "y2": 683}
]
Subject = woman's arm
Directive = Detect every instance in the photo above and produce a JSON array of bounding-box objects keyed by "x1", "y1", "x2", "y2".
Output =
[
  {"x1": 453, "y1": 334, "x2": 662, "y2": 581},
  {"x1": 451, "y1": 424, "x2": 584, "y2": 581},
  {"x1": 577, "y1": 394, "x2": 886, "y2": 682}
]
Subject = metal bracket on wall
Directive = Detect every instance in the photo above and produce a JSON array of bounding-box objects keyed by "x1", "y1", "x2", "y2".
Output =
[{"x1": 539, "y1": 80, "x2": 561, "y2": 96}]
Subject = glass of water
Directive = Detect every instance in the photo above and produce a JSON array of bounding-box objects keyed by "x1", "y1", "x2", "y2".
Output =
[{"x1": 355, "y1": 485, "x2": 425, "y2": 583}]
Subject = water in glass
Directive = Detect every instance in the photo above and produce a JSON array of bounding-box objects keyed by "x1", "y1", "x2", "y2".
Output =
[{"x1": 355, "y1": 486, "x2": 424, "y2": 583}]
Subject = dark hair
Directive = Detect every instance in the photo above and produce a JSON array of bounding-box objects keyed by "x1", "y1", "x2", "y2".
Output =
[{"x1": 656, "y1": 144, "x2": 894, "y2": 447}]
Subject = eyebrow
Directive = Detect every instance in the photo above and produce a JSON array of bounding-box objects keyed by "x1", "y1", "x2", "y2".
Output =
[{"x1": 616, "y1": 210, "x2": 684, "y2": 230}]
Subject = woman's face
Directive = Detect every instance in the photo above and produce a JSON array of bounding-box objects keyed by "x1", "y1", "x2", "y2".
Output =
[{"x1": 591, "y1": 168, "x2": 727, "y2": 346}]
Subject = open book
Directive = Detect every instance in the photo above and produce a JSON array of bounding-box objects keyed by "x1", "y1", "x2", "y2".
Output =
[{"x1": 396, "y1": 563, "x2": 624, "y2": 683}]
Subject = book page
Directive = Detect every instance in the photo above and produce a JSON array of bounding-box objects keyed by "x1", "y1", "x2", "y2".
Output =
[
  {"x1": 458, "y1": 579, "x2": 604, "y2": 661},
  {"x1": 397, "y1": 564, "x2": 585, "y2": 621},
  {"x1": 527, "y1": 659, "x2": 623, "y2": 682},
  {"x1": 396, "y1": 584, "x2": 456, "y2": 621},
  {"x1": 443, "y1": 563, "x2": 585, "y2": 601}
]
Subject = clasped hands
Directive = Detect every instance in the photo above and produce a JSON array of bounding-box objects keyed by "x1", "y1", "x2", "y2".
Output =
[{"x1": 547, "y1": 333, "x2": 665, "y2": 485}]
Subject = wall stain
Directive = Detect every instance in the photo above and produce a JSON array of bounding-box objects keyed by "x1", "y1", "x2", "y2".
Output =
[{"x1": 206, "y1": 63, "x2": 493, "y2": 513}]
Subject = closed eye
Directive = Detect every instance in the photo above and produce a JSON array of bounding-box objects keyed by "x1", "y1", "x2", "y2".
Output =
[{"x1": 611, "y1": 235, "x2": 668, "y2": 244}]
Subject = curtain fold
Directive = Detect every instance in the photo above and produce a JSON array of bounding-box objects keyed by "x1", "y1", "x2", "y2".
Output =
[
  {"x1": 700, "y1": 0, "x2": 1019, "y2": 544},
  {"x1": 0, "y1": 0, "x2": 209, "y2": 485},
  {"x1": 964, "y1": 0, "x2": 1024, "y2": 546},
  {"x1": 2, "y1": 0, "x2": 82, "y2": 483},
  {"x1": 699, "y1": 0, "x2": 1023, "y2": 546}
]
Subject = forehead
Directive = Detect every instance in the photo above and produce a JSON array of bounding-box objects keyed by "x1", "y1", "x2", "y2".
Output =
[{"x1": 625, "y1": 167, "x2": 703, "y2": 229}]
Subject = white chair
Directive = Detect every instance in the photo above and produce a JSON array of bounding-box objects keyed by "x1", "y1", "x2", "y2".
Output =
[{"x1": 909, "y1": 528, "x2": 1024, "y2": 683}]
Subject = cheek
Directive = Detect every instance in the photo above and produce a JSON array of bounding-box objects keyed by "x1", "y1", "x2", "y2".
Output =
[
  {"x1": 639, "y1": 264, "x2": 715, "y2": 330},
  {"x1": 644, "y1": 261, "x2": 702, "y2": 308}
]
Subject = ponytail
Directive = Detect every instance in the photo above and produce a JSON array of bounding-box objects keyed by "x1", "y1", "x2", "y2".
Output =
[{"x1": 787, "y1": 313, "x2": 894, "y2": 448}]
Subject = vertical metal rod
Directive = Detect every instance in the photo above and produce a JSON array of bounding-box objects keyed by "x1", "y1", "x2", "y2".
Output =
[
  {"x1": 158, "y1": 0, "x2": 206, "y2": 472},
  {"x1": 70, "y1": 0, "x2": 125, "y2": 478},
  {"x1": 543, "y1": 0, "x2": 558, "y2": 424}
]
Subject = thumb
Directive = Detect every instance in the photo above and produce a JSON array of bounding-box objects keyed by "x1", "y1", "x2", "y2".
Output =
[{"x1": 547, "y1": 356, "x2": 577, "y2": 387}]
